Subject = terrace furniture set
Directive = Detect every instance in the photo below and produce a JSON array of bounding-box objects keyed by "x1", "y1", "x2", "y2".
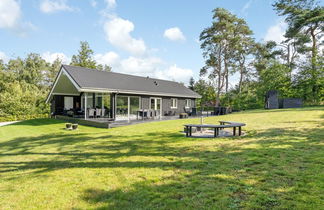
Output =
[
  {"x1": 184, "y1": 121, "x2": 246, "y2": 137},
  {"x1": 136, "y1": 109, "x2": 162, "y2": 120},
  {"x1": 87, "y1": 108, "x2": 108, "y2": 118}
]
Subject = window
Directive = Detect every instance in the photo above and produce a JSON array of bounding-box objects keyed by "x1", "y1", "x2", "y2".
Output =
[
  {"x1": 171, "y1": 98, "x2": 178, "y2": 109},
  {"x1": 185, "y1": 99, "x2": 191, "y2": 108},
  {"x1": 64, "y1": 97, "x2": 73, "y2": 110}
]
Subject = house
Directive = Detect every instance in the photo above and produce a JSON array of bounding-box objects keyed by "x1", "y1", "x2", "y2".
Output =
[{"x1": 46, "y1": 65, "x2": 201, "y2": 122}]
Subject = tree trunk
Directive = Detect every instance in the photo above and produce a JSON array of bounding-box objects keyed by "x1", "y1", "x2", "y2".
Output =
[
  {"x1": 238, "y1": 67, "x2": 243, "y2": 93},
  {"x1": 310, "y1": 28, "x2": 318, "y2": 102},
  {"x1": 225, "y1": 61, "x2": 228, "y2": 93}
]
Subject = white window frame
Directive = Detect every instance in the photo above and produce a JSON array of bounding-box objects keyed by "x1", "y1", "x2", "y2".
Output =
[
  {"x1": 185, "y1": 99, "x2": 191, "y2": 108},
  {"x1": 171, "y1": 98, "x2": 178, "y2": 109}
]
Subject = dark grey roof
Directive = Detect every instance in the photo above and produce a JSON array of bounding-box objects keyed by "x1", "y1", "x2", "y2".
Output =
[{"x1": 62, "y1": 65, "x2": 200, "y2": 98}]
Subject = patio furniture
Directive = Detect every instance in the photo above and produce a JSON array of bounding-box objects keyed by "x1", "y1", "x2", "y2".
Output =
[
  {"x1": 72, "y1": 124, "x2": 78, "y2": 130},
  {"x1": 137, "y1": 109, "x2": 150, "y2": 119},
  {"x1": 154, "y1": 110, "x2": 160, "y2": 118},
  {"x1": 179, "y1": 113, "x2": 188, "y2": 119},
  {"x1": 67, "y1": 110, "x2": 74, "y2": 117},
  {"x1": 184, "y1": 107, "x2": 192, "y2": 116},
  {"x1": 88, "y1": 109, "x2": 95, "y2": 118},
  {"x1": 184, "y1": 121, "x2": 246, "y2": 137},
  {"x1": 101, "y1": 109, "x2": 106, "y2": 117},
  {"x1": 66, "y1": 123, "x2": 72, "y2": 130},
  {"x1": 96, "y1": 108, "x2": 102, "y2": 118}
]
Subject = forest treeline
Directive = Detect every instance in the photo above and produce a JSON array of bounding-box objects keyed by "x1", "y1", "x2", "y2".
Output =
[
  {"x1": 190, "y1": 0, "x2": 323, "y2": 110},
  {"x1": 0, "y1": 42, "x2": 110, "y2": 121}
]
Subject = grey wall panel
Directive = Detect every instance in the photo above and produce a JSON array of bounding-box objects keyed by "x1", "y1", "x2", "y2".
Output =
[{"x1": 282, "y1": 98, "x2": 302, "y2": 108}]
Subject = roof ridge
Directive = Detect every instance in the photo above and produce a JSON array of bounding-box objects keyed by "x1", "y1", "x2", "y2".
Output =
[{"x1": 62, "y1": 64, "x2": 185, "y2": 85}]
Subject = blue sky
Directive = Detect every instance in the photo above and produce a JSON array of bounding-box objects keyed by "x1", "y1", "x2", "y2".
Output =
[{"x1": 0, "y1": 0, "x2": 285, "y2": 84}]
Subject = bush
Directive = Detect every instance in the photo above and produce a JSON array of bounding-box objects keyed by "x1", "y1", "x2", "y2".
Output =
[{"x1": 0, "y1": 114, "x2": 49, "y2": 122}]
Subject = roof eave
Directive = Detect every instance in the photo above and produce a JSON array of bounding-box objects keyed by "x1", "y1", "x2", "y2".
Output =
[{"x1": 79, "y1": 87, "x2": 201, "y2": 98}]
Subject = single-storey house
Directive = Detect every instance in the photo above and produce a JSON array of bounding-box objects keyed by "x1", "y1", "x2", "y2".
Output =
[{"x1": 46, "y1": 65, "x2": 201, "y2": 121}]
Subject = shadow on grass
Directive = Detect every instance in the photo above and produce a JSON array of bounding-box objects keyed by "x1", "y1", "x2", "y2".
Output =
[{"x1": 0, "y1": 118, "x2": 323, "y2": 209}]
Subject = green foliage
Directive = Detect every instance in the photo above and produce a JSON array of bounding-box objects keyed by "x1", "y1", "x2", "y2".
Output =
[
  {"x1": 259, "y1": 61, "x2": 294, "y2": 98},
  {"x1": 70, "y1": 41, "x2": 97, "y2": 69},
  {"x1": 0, "y1": 81, "x2": 49, "y2": 121},
  {"x1": 273, "y1": 0, "x2": 324, "y2": 103},
  {"x1": 70, "y1": 41, "x2": 112, "y2": 71},
  {"x1": 192, "y1": 79, "x2": 216, "y2": 108},
  {"x1": 0, "y1": 41, "x2": 112, "y2": 122}
]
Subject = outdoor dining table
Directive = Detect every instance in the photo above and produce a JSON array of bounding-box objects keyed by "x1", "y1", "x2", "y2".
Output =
[{"x1": 137, "y1": 109, "x2": 150, "y2": 120}]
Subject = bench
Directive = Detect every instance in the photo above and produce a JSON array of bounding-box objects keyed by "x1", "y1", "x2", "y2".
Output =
[{"x1": 184, "y1": 121, "x2": 246, "y2": 137}]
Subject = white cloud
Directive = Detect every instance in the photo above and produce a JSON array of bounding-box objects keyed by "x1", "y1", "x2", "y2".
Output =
[
  {"x1": 120, "y1": 56, "x2": 163, "y2": 74},
  {"x1": 40, "y1": 0, "x2": 76, "y2": 13},
  {"x1": 0, "y1": 0, "x2": 21, "y2": 29},
  {"x1": 98, "y1": 1, "x2": 194, "y2": 84},
  {"x1": 105, "y1": 0, "x2": 116, "y2": 9},
  {"x1": 0, "y1": 52, "x2": 9, "y2": 63},
  {"x1": 241, "y1": 0, "x2": 253, "y2": 16},
  {"x1": 104, "y1": 17, "x2": 147, "y2": 56},
  {"x1": 94, "y1": 51, "x2": 120, "y2": 66},
  {"x1": 0, "y1": 0, "x2": 35, "y2": 36},
  {"x1": 90, "y1": 0, "x2": 97, "y2": 8},
  {"x1": 264, "y1": 20, "x2": 287, "y2": 43},
  {"x1": 155, "y1": 65, "x2": 193, "y2": 83},
  {"x1": 42, "y1": 52, "x2": 70, "y2": 64},
  {"x1": 163, "y1": 27, "x2": 186, "y2": 42}
]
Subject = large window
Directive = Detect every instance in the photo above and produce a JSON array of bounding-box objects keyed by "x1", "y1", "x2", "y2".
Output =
[
  {"x1": 171, "y1": 98, "x2": 177, "y2": 109},
  {"x1": 64, "y1": 97, "x2": 73, "y2": 110},
  {"x1": 185, "y1": 99, "x2": 191, "y2": 108},
  {"x1": 95, "y1": 94, "x2": 102, "y2": 108}
]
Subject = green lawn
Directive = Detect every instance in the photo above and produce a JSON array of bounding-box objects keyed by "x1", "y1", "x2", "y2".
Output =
[{"x1": 0, "y1": 107, "x2": 323, "y2": 209}]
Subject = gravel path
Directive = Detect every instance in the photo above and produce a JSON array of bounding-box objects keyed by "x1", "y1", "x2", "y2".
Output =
[{"x1": 0, "y1": 121, "x2": 20, "y2": 127}]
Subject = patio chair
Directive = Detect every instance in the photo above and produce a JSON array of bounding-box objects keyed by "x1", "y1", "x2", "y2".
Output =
[
  {"x1": 184, "y1": 107, "x2": 192, "y2": 116},
  {"x1": 101, "y1": 108, "x2": 106, "y2": 118},
  {"x1": 88, "y1": 108, "x2": 95, "y2": 118},
  {"x1": 155, "y1": 110, "x2": 160, "y2": 118},
  {"x1": 170, "y1": 111, "x2": 176, "y2": 116},
  {"x1": 96, "y1": 108, "x2": 102, "y2": 118}
]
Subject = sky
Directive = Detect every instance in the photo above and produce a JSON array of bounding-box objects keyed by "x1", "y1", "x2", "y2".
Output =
[{"x1": 0, "y1": 0, "x2": 287, "y2": 85}]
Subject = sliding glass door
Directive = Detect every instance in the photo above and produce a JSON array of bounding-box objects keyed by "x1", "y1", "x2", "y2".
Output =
[{"x1": 116, "y1": 95, "x2": 140, "y2": 121}]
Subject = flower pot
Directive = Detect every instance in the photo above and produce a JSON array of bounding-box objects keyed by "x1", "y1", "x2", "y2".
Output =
[
  {"x1": 72, "y1": 124, "x2": 78, "y2": 130},
  {"x1": 66, "y1": 123, "x2": 72, "y2": 129}
]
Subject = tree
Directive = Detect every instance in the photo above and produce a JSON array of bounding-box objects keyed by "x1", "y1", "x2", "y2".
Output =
[
  {"x1": 273, "y1": 0, "x2": 324, "y2": 102},
  {"x1": 231, "y1": 18, "x2": 254, "y2": 94},
  {"x1": 45, "y1": 58, "x2": 62, "y2": 87},
  {"x1": 70, "y1": 41, "x2": 97, "y2": 69},
  {"x1": 188, "y1": 77, "x2": 195, "y2": 90},
  {"x1": 193, "y1": 79, "x2": 216, "y2": 108},
  {"x1": 97, "y1": 64, "x2": 112, "y2": 72},
  {"x1": 200, "y1": 8, "x2": 238, "y2": 106}
]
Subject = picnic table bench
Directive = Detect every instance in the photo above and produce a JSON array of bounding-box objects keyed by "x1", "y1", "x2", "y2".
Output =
[{"x1": 184, "y1": 121, "x2": 246, "y2": 137}]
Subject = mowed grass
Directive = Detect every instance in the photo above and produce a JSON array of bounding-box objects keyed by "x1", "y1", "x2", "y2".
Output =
[{"x1": 0, "y1": 107, "x2": 323, "y2": 209}]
